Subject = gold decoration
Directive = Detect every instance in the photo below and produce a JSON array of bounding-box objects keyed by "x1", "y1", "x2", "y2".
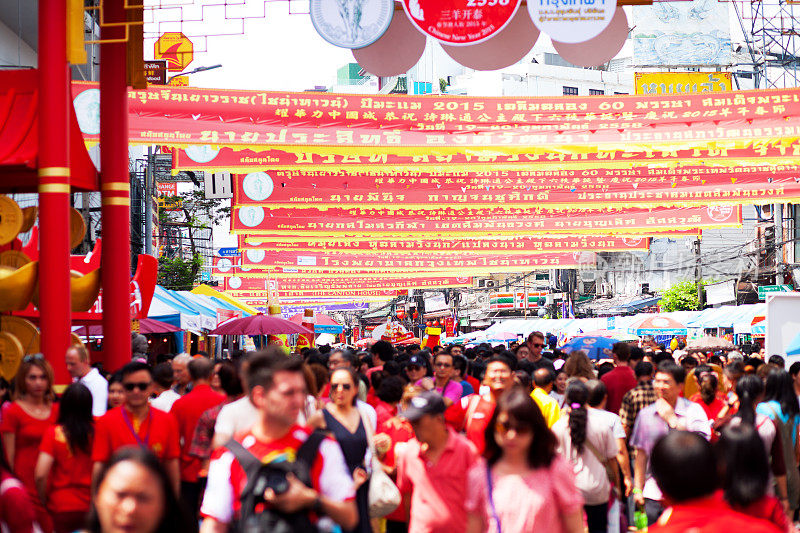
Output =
[
  {"x1": 70, "y1": 268, "x2": 101, "y2": 312},
  {"x1": 0, "y1": 316, "x2": 40, "y2": 355},
  {"x1": 0, "y1": 251, "x2": 31, "y2": 270},
  {"x1": 0, "y1": 196, "x2": 23, "y2": 246},
  {"x1": 20, "y1": 206, "x2": 37, "y2": 233},
  {"x1": 0, "y1": 332, "x2": 24, "y2": 382},
  {"x1": 0, "y1": 261, "x2": 39, "y2": 311}
]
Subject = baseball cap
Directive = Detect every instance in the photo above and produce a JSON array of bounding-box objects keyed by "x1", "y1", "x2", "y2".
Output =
[
  {"x1": 401, "y1": 391, "x2": 446, "y2": 422},
  {"x1": 407, "y1": 354, "x2": 426, "y2": 368}
]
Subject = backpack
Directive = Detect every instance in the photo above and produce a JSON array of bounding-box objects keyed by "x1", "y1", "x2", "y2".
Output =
[{"x1": 225, "y1": 430, "x2": 326, "y2": 533}]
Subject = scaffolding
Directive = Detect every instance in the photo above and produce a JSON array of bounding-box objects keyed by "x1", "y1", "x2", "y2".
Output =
[{"x1": 732, "y1": 0, "x2": 800, "y2": 88}]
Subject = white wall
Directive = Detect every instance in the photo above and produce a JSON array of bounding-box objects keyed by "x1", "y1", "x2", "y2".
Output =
[{"x1": 0, "y1": 19, "x2": 36, "y2": 67}]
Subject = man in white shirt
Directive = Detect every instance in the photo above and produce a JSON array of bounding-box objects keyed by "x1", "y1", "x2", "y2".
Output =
[
  {"x1": 65, "y1": 344, "x2": 108, "y2": 416},
  {"x1": 150, "y1": 362, "x2": 181, "y2": 412}
]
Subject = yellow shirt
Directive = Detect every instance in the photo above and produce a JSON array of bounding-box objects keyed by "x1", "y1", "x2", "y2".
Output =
[{"x1": 531, "y1": 387, "x2": 562, "y2": 428}]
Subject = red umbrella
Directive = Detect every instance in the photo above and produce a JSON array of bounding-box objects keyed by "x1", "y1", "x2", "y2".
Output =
[
  {"x1": 74, "y1": 318, "x2": 181, "y2": 336},
  {"x1": 288, "y1": 312, "x2": 341, "y2": 327},
  {"x1": 211, "y1": 313, "x2": 313, "y2": 335}
]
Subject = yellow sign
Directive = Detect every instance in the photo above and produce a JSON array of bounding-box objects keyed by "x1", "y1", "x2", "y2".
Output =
[
  {"x1": 154, "y1": 32, "x2": 194, "y2": 72},
  {"x1": 634, "y1": 72, "x2": 732, "y2": 95},
  {"x1": 168, "y1": 76, "x2": 189, "y2": 86}
]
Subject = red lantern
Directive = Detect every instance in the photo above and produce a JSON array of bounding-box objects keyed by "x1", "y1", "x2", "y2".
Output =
[
  {"x1": 426, "y1": 321, "x2": 432, "y2": 327},
  {"x1": 413, "y1": 311, "x2": 419, "y2": 321},
  {"x1": 434, "y1": 320, "x2": 440, "y2": 326},
  {"x1": 396, "y1": 308, "x2": 406, "y2": 320}
]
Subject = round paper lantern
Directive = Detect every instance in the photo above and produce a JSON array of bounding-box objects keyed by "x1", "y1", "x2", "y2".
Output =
[
  {"x1": 433, "y1": 320, "x2": 440, "y2": 326},
  {"x1": 442, "y1": 9, "x2": 540, "y2": 71},
  {"x1": 426, "y1": 321, "x2": 432, "y2": 327},
  {"x1": 353, "y1": 6, "x2": 426, "y2": 76},
  {"x1": 552, "y1": 8, "x2": 629, "y2": 68}
]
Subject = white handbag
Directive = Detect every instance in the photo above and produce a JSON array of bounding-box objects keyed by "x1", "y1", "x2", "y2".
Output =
[{"x1": 358, "y1": 407, "x2": 401, "y2": 517}]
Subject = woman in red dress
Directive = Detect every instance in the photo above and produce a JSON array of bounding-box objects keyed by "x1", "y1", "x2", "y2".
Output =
[{"x1": 0, "y1": 355, "x2": 59, "y2": 533}]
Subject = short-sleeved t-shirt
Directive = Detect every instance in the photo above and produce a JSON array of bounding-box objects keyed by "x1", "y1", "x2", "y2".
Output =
[
  {"x1": 552, "y1": 408, "x2": 619, "y2": 505},
  {"x1": 465, "y1": 456, "x2": 584, "y2": 533},
  {"x1": 38, "y1": 424, "x2": 93, "y2": 513},
  {"x1": 170, "y1": 384, "x2": 225, "y2": 482},
  {"x1": 531, "y1": 388, "x2": 562, "y2": 428},
  {"x1": 92, "y1": 406, "x2": 180, "y2": 464},
  {"x1": 200, "y1": 425, "x2": 355, "y2": 524},
  {"x1": 395, "y1": 429, "x2": 479, "y2": 533},
  {"x1": 0, "y1": 471, "x2": 37, "y2": 533},
  {"x1": 457, "y1": 394, "x2": 497, "y2": 454},
  {"x1": 601, "y1": 366, "x2": 637, "y2": 415},
  {"x1": 0, "y1": 402, "x2": 59, "y2": 493}
]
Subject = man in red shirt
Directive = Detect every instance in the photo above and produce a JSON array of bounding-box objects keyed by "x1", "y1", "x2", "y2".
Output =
[
  {"x1": 457, "y1": 355, "x2": 515, "y2": 453},
  {"x1": 396, "y1": 390, "x2": 480, "y2": 533},
  {"x1": 170, "y1": 357, "x2": 225, "y2": 518},
  {"x1": 199, "y1": 348, "x2": 357, "y2": 533},
  {"x1": 649, "y1": 430, "x2": 780, "y2": 532},
  {"x1": 92, "y1": 361, "x2": 181, "y2": 495},
  {"x1": 601, "y1": 341, "x2": 638, "y2": 415}
]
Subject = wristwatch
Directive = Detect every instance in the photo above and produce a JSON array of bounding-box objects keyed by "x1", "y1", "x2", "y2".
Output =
[{"x1": 312, "y1": 495, "x2": 324, "y2": 515}]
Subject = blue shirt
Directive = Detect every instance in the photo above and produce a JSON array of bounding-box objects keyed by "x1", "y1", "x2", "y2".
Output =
[{"x1": 459, "y1": 380, "x2": 475, "y2": 397}]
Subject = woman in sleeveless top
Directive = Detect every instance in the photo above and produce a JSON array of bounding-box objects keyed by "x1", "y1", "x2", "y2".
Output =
[{"x1": 310, "y1": 367, "x2": 372, "y2": 533}]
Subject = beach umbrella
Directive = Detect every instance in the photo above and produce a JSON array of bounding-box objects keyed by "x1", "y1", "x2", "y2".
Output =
[
  {"x1": 560, "y1": 335, "x2": 616, "y2": 360},
  {"x1": 628, "y1": 315, "x2": 687, "y2": 336}
]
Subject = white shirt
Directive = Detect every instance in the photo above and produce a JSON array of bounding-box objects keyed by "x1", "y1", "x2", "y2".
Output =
[
  {"x1": 77, "y1": 368, "x2": 108, "y2": 417},
  {"x1": 214, "y1": 395, "x2": 260, "y2": 439},
  {"x1": 591, "y1": 407, "x2": 626, "y2": 440},
  {"x1": 150, "y1": 389, "x2": 180, "y2": 412}
]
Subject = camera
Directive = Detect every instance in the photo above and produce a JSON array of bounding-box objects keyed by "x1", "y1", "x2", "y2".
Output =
[{"x1": 253, "y1": 465, "x2": 290, "y2": 496}]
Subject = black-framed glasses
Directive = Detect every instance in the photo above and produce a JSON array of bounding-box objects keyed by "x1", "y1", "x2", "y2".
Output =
[
  {"x1": 23, "y1": 353, "x2": 44, "y2": 363},
  {"x1": 123, "y1": 382, "x2": 151, "y2": 392},
  {"x1": 331, "y1": 383, "x2": 352, "y2": 391}
]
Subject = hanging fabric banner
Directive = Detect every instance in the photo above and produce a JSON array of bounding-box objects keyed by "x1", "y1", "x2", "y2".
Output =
[
  {"x1": 237, "y1": 234, "x2": 651, "y2": 255},
  {"x1": 172, "y1": 145, "x2": 800, "y2": 172},
  {"x1": 213, "y1": 251, "x2": 597, "y2": 273},
  {"x1": 232, "y1": 167, "x2": 800, "y2": 209},
  {"x1": 230, "y1": 205, "x2": 742, "y2": 235},
  {"x1": 220, "y1": 275, "x2": 475, "y2": 292},
  {"x1": 71, "y1": 82, "x2": 800, "y2": 150}
]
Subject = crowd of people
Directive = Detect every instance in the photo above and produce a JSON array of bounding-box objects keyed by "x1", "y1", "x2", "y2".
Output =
[{"x1": 0, "y1": 333, "x2": 797, "y2": 532}]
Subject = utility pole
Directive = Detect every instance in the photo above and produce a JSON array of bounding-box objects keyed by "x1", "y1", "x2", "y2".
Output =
[{"x1": 695, "y1": 238, "x2": 704, "y2": 307}]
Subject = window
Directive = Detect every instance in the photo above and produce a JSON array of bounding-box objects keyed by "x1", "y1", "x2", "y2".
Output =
[
  {"x1": 614, "y1": 92, "x2": 628, "y2": 95},
  {"x1": 589, "y1": 89, "x2": 604, "y2": 95},
  {"x1": 563, "y1": 86, "x2": 578, "y2": 95}
]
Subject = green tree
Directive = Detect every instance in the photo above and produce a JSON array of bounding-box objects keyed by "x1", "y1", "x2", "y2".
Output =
[
  {"x1": 660, "y1": 280, "x2": 702, "y2": 312},
  {"x1": 157, "y1": 253, "x2": 204, "y2": 291}
]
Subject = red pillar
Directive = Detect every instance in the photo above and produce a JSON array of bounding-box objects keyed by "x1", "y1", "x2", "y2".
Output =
[
  {"x1": 38, "y1": 0, "x2": 72, "y2": 385},
  {"x1": 100, "y1": 0, "x2": 132, "y2": 371}
]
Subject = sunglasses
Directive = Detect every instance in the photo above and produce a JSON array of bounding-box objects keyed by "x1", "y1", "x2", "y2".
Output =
[
  {"x1": 23, "y1": 353, "x2": 44, "y2": 363},
  {"x1": 407, "y1": 365, "x2": 422, "y2": 371},
  {"x1": 123, "y1": 382, "x2": 151, "y2": 392},
  {"x1": 495, "y1": 419, "x2": 532, "y2": 436},
  {"x1": 331, "y1": 383, "x2": 352, "y2": 391},
  {"x1": 531, "y1": 343, "x2": 545, "y2": 348}
]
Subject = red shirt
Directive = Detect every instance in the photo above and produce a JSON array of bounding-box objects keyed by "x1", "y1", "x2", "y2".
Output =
[
  {"x1": 200, "y1": 425, "x2": 355, "y2": 524},
  {"x1": 396, "y1": 429, "x2": 480, "y2": 533},
  {"x1": 0, "y1": 402, "x2": 59, "y2": 494},
  {"x1": 38, "y1": 424, "x2": 93, "y2": 513},
  {"x1": 379, "y1": 418, "x2": 414, "y2": 523},
  {"x1": 0, "y1": 470, "x2": 37, "y2": 533},
  {"x1": 170, "y1": 384, "x2": 225, "y2": 482},
  {"x1": 92, "y1": 405, "x2": 180, "y2": 464},
  {"x1": 465, "y1": 375, "x2": 480, "y2": 394},
  {"x1": 651, "y1": 495, "x2": 782, "y2": 533},
  {"x1": 374, "y1": 400, "x2": 397, "y2": 429},
  {"x1": 601, "y1": 366, "x2": 637, "y2": 415},
  {"x1": 454, "y1": 394, "x2": 497, "y2": 454},
  {"x1": 689, "y1": 393, "x2": 726, "y2": 422}
]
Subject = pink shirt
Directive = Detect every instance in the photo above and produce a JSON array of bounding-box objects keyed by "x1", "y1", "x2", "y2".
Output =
[
  {"x1": 465, "y1": 456, "x2": 584, "y2": 533},
  {"x1": 396, "y1": 428, "x2": 479, "y2": 533}
]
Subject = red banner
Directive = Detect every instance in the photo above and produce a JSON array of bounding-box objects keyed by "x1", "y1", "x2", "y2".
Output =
[
  {"x1": 230, "y1": 205, "x2": 741, "y2": 235},
  {"x1": 172, "y1": 144, "x2": 800, "y2": 171},
  {"x1": 71, "y1": 83, "x2": 800, "y2": 150},
  {"x1": 231, "y1": 167, "x2": 800, "y2": 209},
  {"x1": 221, "y1": 275, "x2": 474, "y2": 292},
  {"x1": 238, "y1": 234, "x2": 650, "y2": 254},
  {"x1": 214, "y1": 251, "x2": 596, "y2": 273}
]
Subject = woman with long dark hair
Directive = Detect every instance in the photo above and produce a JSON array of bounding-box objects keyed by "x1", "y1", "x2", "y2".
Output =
[
  {"x1": 86, "y1": 447, "x2": 194, "y2": 533},
  {"x1": 0, "y1": 356, "x2": 59, "y2": 532},
  {"x1": 35, "y1": 383, "x2": 95, "y2": 533},
  {"x1": 464, "y1": 388, "x2": 584, "y2": 533},
  {"x1": 757, "y1": 368, "x2": 800, "y2": 513},
  {"x1": 551, "y1": 379, "x2": 619, "y2": 533},
  {"x1": 716, "y1": 424, "x2": 791, "y2": 532}
]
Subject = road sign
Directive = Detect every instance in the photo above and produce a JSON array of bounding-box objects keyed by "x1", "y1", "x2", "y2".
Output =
[
  {"x1": 218, "y1": 248, "x2": 241, "y2": 257},
  {"x1": 758, "y1": 284, "x2": 794, "y2": 300},
  {"x1": 144, "y1": 60, "x2": 167, "y2": 85},
  {"x1": 154, "y1": 32, "x2": 194, "y2": 72}
]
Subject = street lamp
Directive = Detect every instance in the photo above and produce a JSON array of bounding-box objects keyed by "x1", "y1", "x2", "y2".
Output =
[{"x1": 167, "y1": 64, "x2": 222, "y2": 84}]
